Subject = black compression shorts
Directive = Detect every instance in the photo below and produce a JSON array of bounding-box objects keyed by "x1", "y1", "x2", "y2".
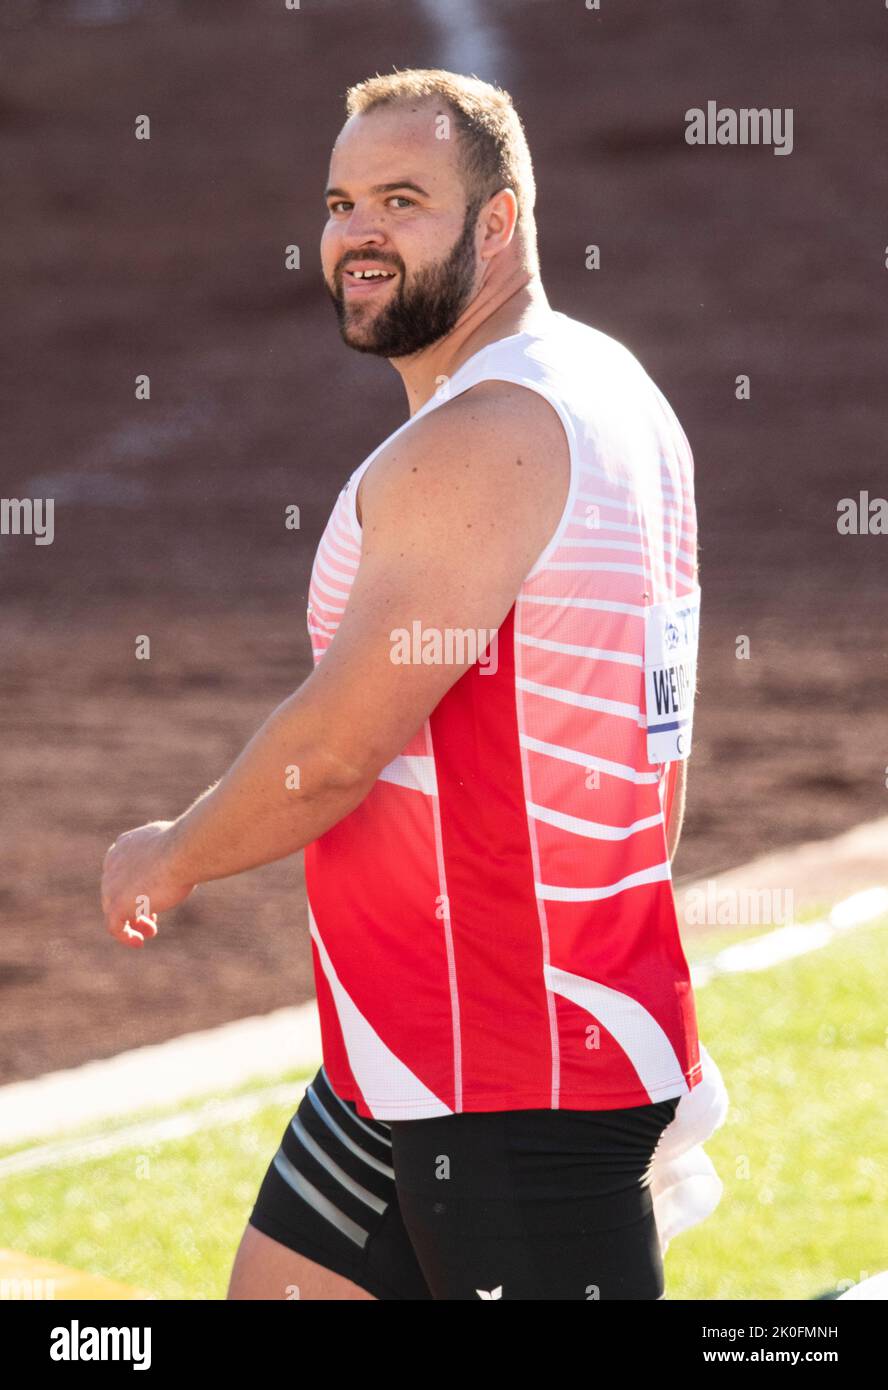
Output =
[{"x1": 247, "y1": 1065, "x2": 680, "y2": 1300}]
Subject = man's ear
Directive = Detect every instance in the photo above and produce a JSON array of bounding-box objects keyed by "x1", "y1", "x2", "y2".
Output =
[{"x1": 478, "y1": 187, "x2": 519, "y2": 259}]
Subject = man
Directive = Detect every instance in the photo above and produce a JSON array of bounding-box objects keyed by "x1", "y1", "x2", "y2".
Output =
[{"x1": 102, "y1": 68, "x2": 702, "y2": 1300}]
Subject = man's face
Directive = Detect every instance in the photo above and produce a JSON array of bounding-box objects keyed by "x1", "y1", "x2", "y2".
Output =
[{"x1": 321, "y1": 103, "x2": 483, "y2": 358}]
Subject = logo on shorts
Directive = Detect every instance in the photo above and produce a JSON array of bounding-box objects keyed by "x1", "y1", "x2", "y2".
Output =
[{"x1": 476, "y1": 1286, "x2": 503, "y2": 1299}]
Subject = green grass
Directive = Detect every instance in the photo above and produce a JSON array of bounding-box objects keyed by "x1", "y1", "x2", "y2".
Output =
[
  {"x1": 0, "y1": 1094, "x2": 305, "y2": 1299},
  {"x1": 666, "y1": 915, "x2": 888, "y2": 1299},
  {"x1": 2, "y1": 918, "x2": 886, "y2": 1300}
]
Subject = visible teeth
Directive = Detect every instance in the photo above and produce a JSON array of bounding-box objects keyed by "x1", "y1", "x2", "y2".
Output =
[{"x1": 351, "y1": 269, "x2": 393, "y2": 279}]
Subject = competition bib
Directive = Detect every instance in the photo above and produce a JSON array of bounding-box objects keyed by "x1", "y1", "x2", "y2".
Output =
[{"x1": 643, "y1": 585, "x2": 701, "y2": 763}]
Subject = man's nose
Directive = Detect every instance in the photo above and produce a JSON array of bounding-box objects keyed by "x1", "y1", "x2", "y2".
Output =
[{"x1": 339, "y1": 204, "x2": 387, "y2": 247}]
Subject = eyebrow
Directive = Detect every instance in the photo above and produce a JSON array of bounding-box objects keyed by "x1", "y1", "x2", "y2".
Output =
[{"x1": 324, "y1": 180, "x2": 432, "y2": 201}]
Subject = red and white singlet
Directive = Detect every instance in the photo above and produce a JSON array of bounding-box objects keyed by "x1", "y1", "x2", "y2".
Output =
[{"x1": 304, "y1": 311, "x2": 702, "y2": 1119}]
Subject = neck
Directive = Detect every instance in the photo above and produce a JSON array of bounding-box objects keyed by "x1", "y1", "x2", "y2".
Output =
[{"x1": 389, "y1": 261, "x2": 552, "y2": 416}]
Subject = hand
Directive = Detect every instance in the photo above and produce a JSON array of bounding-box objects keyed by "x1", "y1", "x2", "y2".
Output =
[{"x1": 101, "y1": 820, "x2": 196, "y2": 948}]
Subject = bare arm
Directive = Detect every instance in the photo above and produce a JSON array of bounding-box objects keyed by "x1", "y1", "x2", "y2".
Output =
[
  {"x1": 101, "y1": 381, "x2": 570, "y2": 940},
  {"x1": 166, "y1": 384, "x2": 569, "y2": 885},
  {"x1": 665, "y1": 750, "x2": 688, "y2": 861}
]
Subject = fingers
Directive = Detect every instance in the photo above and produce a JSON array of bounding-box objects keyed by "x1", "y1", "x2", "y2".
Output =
[
  {"x1": 106, "y1": 911, "x2": 158, "y2": 948},
  {"x1": 108, "y1": 918, "x2": 144, "y2": 949}
]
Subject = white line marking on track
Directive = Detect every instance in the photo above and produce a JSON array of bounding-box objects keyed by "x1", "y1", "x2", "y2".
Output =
[
  {"x1": 0, "y1": 1083, "x2": 306, "y2": 1179},
  {"x1": 690, "y1": 887, "x2": 888, "y2": 987},
  {"x1": 0, "y1": 1002, "x2": 321, "y2": 1148}
]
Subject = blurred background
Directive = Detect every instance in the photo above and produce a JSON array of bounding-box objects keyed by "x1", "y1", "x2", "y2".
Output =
[{"x1": 1, "y1": 0, "x2": 886, "y2": 1234}]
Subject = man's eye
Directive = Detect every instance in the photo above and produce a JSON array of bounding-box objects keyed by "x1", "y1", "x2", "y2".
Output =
[{"x1": 327, "y1": 195, "x2": 414, "y2": 214}]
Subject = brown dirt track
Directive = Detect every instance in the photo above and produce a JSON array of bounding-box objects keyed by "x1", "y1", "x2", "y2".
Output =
[{"x1": 1, "y1": 0, "x2": 886, "y2": 1085}]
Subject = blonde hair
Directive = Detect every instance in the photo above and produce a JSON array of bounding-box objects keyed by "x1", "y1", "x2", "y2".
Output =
[{"x1": 344, "y1": 68, "x2": 537, "y2": 256}]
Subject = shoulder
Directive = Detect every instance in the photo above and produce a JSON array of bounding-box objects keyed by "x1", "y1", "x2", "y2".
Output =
[
  {"x1": 433, "y1": 378, "x2": 569, "y2": 449},
  {"x1": 358, "y1": 379, "x2": 570, "y2": 532}
]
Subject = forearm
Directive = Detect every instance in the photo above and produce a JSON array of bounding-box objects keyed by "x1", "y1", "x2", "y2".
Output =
[{"x1": 165, "y1": 687, "x2": 373, "y2": 887}]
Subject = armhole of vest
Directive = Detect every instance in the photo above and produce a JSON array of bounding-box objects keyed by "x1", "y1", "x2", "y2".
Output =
[
  {"x1": 345, "y1": 404, "x2": 442, "y2": 545},
  {"x1": 485, "y1": 376, "x2": 582, "y2": 585},
  {"x1": 346, "y1": 469, "x2": 362, "y2": 544},
  {"x1": 444, "y1": 371, "x2": 581, "y2": 585},
  {"x1": 652, "y1": 379, "x2": 696, "y2": 494}
]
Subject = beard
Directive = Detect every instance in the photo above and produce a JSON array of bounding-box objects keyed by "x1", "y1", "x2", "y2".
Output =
[{"x1": 325, "y1": 197, "x2": 482, "y2": 358}]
